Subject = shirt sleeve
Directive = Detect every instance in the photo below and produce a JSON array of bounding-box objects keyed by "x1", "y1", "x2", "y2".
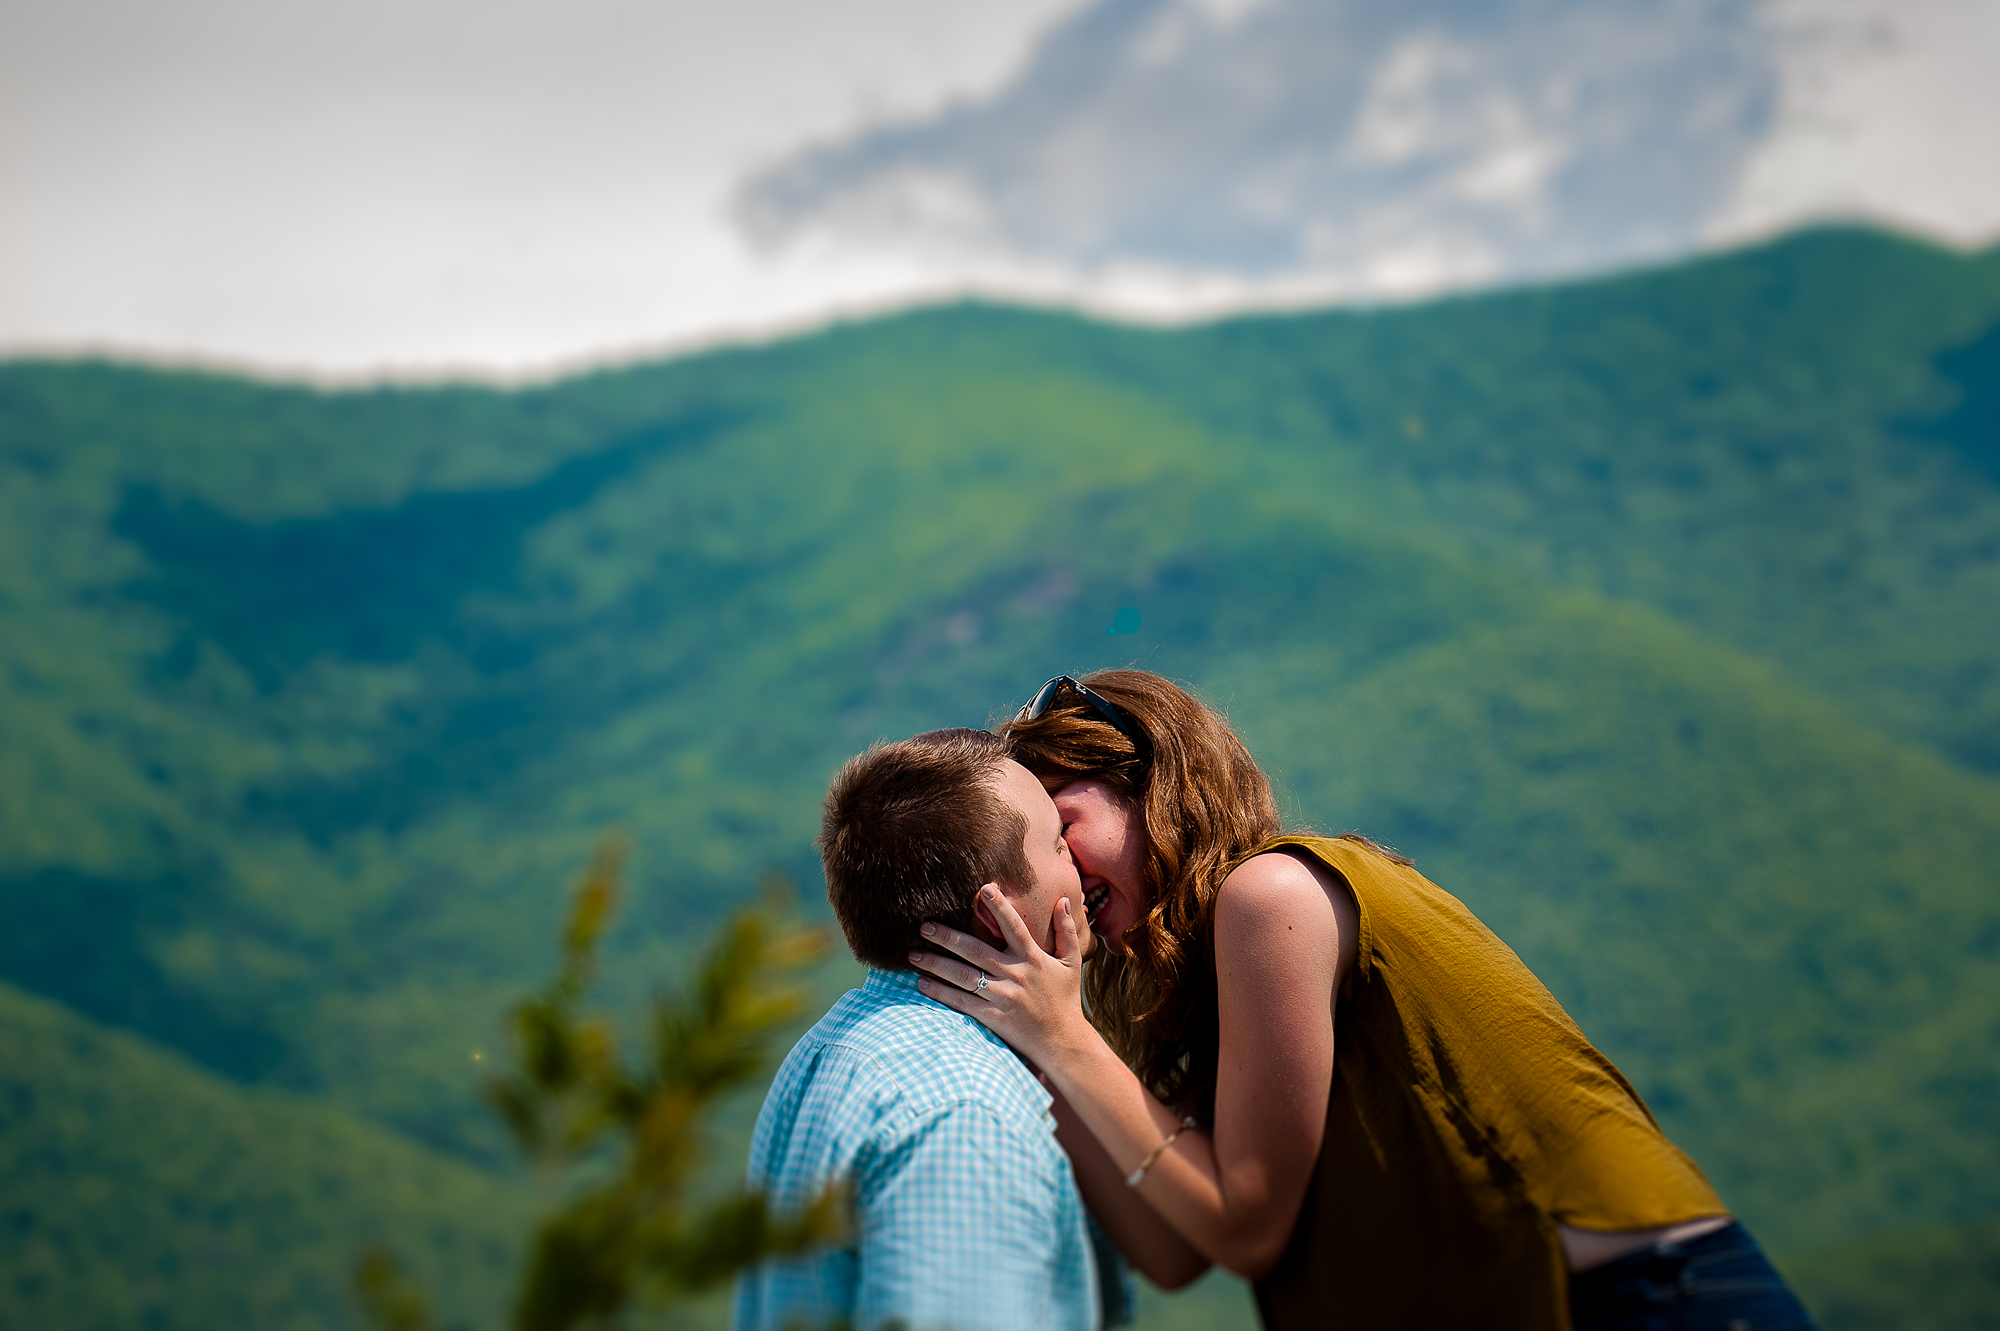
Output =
[{"x1": 852, "y1": 1102, "x2": 1068, "y2": 1331}]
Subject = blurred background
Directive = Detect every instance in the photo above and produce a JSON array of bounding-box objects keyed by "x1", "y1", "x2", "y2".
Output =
[{"x1": 2, "y1": 1, "x2": 1997, "y2": 1328}]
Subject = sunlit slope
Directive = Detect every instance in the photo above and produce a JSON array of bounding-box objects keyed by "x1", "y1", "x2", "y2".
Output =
[
  {"x1": 0, "y1": 981, "x2": 527, "y2": 1331},
  {"x1": 1171, "y1": 227, "x2": 2000, "y2": 771},
  {"x1": 0, "y1": 334, "x2": 1386, "y2": 1140},
  {"x1": 1785, "y1": 1215, "x2": 2000, "y2": 1331},
  {"x1": 0, "y1": 226, "x2": 1998, "y2": 1326}
]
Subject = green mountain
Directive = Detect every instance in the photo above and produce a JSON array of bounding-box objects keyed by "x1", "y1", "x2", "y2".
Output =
[
  {"x1": 2, "y1": 226, "x2": 1998, "y2": 1327},
  {"x1": 0, "y1": 980, "x2": 528, "y2": 1330}
]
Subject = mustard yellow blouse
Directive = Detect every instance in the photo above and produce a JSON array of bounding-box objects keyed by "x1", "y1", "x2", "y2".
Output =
[{"x1": 1249, "y1": 836, "x2": 1725, "y2": 1330}]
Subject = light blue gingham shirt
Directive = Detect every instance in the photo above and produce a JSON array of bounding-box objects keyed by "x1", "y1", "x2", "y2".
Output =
[{"x1": 733, "y1": 968, "x2": 1117, "y2": 1331}]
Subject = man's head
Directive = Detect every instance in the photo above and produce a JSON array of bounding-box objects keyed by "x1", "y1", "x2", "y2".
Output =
[{"x1": 820, "y1": 728, "x2": 1090, "y2": 970}]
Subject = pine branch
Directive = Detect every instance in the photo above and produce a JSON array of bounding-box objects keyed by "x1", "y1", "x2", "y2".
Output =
[{"x1": 357, "y1": 838, "x2": 848, "y2": 1331}]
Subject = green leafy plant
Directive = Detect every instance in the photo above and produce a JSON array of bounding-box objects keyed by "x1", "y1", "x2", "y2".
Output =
[{"x1": 357, "y1": 836, "x2": 847, "y2": 1331}]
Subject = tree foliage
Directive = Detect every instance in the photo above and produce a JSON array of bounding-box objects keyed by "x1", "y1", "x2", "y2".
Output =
[
  {"x1": 3, "y1": 227, "x2": 2000, "y2": 1329},
  {"x1": 356, "y1": 838, "x2": 846, "y2": 1331}
]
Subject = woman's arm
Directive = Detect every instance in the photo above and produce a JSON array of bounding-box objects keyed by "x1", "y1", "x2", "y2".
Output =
[
  {"x1": 1044, "y1": 1074, "x2": 1211, "y2": 1289},
  {"x1": 913, "y1": 850, "x2": 1353, "y2": 1280}
]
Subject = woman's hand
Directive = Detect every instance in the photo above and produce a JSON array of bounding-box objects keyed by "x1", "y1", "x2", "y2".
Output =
[
  {"x1": 934, "y1": 852, "x2": 1349, "y2": 1282},
  {"x1": 910, "y1": 886, "x2": 1095, "y2": 1071}
]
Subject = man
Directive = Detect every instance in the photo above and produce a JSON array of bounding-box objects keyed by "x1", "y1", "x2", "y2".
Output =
[{"x1": 732, "y1": 728, "x2": 1122, "y2": 1331}]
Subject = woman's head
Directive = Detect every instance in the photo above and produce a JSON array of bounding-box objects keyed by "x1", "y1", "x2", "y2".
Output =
[{"x1": 1001, "y1": 670, "x2": 1281, "y2": 1113}]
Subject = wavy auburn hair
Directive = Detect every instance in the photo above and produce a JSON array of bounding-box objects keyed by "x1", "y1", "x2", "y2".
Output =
[{"x1": 1000, "y1": 670, "x2": 1406, "y2": 1120}]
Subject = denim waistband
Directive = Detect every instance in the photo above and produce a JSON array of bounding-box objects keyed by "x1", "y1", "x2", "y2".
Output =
[
  {"x1": 1567, "y1": 1220, "x2": 1818, "y2": 1330},
  {"x1": 1570, "y1": 1221, "x2": 1750, "y2": 1294}
]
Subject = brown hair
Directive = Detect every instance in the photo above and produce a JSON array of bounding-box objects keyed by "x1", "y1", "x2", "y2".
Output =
[
  {"x1": 819, "y1": 728, "x2": 1031, "y2": 972},
  {"x1": 1001, "y1": 670, "x2": 1408, "y2": 1119}
]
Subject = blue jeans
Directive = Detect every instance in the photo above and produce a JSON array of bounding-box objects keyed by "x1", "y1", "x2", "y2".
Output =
[{"x1": 1567, "y1": 1222, "x2": 1816, "y2": 1331}]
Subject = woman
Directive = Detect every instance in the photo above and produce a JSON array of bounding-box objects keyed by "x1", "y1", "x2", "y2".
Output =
[{"x1": 911, "y1": 670, "x2": 1814, "y2": 1330}]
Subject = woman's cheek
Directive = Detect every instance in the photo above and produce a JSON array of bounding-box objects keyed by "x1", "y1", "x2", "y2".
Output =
[{"x1": 1102, "y1": 899, "x2": 1134, "y2": 951}]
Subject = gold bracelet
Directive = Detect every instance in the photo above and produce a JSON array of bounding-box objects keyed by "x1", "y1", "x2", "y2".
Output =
[{"x1": 1125, "y1": 1116, "x2": 1199, "y2": 1188}]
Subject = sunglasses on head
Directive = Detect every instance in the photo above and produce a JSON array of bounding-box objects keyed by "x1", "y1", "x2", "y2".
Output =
[{"x1": 1015, "y1": 675, "x2": 1144, "y2": 747}]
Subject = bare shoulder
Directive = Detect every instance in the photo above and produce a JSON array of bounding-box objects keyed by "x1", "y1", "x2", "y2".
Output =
[
  {"x1": 1215, "y1": 847, "x2": 1358, "y2": 982},
  {"x1": 1216, "y1": 849, "x2": 1336, "y2": 917},
  {"x1": 1214, "y1": 850, "x2": 1340, "y2": 951}
]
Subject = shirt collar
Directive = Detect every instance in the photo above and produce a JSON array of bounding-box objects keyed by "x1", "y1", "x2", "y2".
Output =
[{"x1": 863, "y1": 967, "x2": 924, "y2": 996}]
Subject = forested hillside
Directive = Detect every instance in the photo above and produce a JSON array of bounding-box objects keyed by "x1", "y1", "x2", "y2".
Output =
[
  {"x1": 0, "y1": 982, "x2": 527, "y2": 1329},
  {"x1": 2, "y1": 226, "x2": 1997, "y2": 1328}
]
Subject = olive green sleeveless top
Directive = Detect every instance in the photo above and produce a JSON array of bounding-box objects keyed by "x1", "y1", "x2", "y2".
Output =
[{"x1": 1250, "y1": 836, "x2": 1725, "y2": 1331}]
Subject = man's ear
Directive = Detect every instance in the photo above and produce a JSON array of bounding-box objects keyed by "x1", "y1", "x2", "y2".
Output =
[{"x1": 972, "y1": 894, "x2": 1005, "y2": 947}]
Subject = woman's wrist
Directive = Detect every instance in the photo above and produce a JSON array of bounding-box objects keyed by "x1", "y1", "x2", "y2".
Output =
[
  {"x1": 1045, "y1": 1006, "x2": 1112, "y2": 1071},
  {"x1": 1041, "y1": 1018, "x2": 1139, "y2": 1123}
]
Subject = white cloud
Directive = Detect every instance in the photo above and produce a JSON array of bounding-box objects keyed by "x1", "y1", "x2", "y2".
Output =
[
  {"x1": 738, "y1": 0, "x2": 1783, "y2": 300},
  {"x1": 0, "y1": 0, "x2": 1080, "y2": 374},
  {"x1": 1, "y1": 0, "x2": 1991, "y2": 372},
  {"x1": 1717, "y1": 0, "x2": 2000, "y2": 244},
  {"x1": 740, "y1": 0, "x2": 2000, "y2": 311}
]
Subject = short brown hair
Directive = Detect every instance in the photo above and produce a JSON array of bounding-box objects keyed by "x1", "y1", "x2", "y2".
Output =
[{"x1": 819, "y1": 728, "x2": 1032, "y2": 971}]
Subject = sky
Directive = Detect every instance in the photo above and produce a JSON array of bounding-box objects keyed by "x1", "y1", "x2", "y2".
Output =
[{"x1": 2, "y1": 0, "x2": 1996, "y2": 376}]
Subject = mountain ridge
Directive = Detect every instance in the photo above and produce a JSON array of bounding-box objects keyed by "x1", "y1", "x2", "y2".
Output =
[{"x1": 2, "y1": 224, "x2": 1997, "y2": 1327}]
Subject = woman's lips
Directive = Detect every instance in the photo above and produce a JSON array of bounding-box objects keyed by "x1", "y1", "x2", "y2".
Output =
[{"x1": 1083, "y1": 884, "x2": 1110, "y2": 924}]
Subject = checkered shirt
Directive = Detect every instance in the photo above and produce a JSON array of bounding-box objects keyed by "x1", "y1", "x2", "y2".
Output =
[{"x1": 732, "y1": 968, "x2": 1108, "y2": 1331}]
